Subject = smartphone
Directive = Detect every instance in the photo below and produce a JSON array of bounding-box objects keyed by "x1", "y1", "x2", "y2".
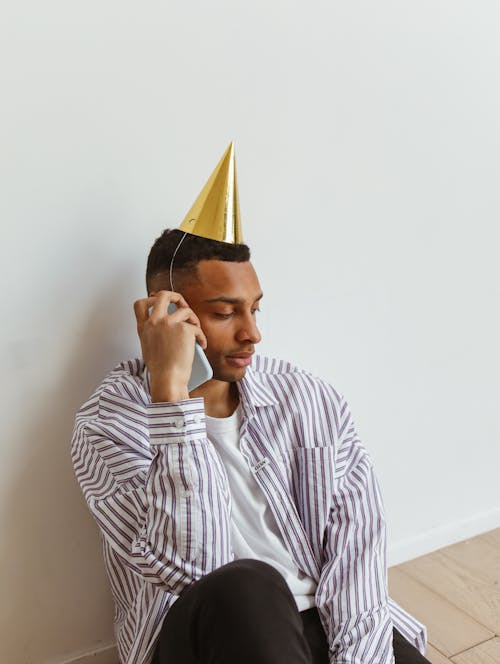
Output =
[{"x1": 148, "y1": 301, "x2": 213, "y2": 391}]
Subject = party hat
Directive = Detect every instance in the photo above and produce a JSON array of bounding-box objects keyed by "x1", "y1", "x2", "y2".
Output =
[{"x1": 178, "y1": 141, "x2": 243, "y2": 244}]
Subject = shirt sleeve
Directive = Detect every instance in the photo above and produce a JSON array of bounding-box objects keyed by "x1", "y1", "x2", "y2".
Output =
[
  {"x1": 71, "y1": 381, "x2": 233, "y2": 595},
  {"x1": 315, "y1": 395, "x2": 395, "y2": 664}
]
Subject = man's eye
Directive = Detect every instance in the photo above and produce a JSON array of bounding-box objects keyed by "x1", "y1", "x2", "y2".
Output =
[{"x1": 214, "y1": 309, "x2": 260, "y2": 320}]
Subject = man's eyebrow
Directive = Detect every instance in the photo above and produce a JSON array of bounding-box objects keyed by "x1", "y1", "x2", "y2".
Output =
[{"x1": 203, "y1": 293, "x2": 264, "y2": 304}]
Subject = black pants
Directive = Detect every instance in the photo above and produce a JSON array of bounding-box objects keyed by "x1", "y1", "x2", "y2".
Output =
[{"x1": 152, "y1": 559, "x2": 431, "y2": 663}]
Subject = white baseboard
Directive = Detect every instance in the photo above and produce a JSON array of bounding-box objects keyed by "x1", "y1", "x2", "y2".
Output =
[
  {"x1": 388, "y1": 506, "x2": 500, "y2": 567},
  {"x1": 60, "y1": 643, "x2": 118, "y2": 664}
]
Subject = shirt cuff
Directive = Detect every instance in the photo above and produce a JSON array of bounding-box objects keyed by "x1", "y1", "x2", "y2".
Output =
[{"x1": 147, "y1": 398, "x2": 206, "y2": 445}]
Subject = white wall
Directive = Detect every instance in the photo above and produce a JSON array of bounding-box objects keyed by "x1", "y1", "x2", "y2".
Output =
[{"x1": 1, "y1": 1, "x2": 499, "y2": 662}]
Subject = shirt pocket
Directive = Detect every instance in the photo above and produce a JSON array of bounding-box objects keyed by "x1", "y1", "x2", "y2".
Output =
[{"x1": 294, "y1": 446, "x2": 335, "y2": 556}]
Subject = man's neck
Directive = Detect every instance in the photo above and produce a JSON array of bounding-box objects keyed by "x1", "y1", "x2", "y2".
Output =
[{"x1": 190, "y1": 379, "x2": 240, "y2": 418}]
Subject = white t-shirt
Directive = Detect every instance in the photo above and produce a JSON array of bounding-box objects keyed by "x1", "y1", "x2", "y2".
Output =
[{"x1": 205, "y1": 403, "x2": 317, "y2": 612}]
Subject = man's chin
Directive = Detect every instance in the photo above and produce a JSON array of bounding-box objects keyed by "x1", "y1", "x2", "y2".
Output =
[
  {"x1": 203, "y1": 353, "x2": 253, "y2": 383},
  {"x1": 211, "y1": 363, "x2": 249, "y2": 383},
  {"x1": 213, "y1": 369, "x2": 247, "y2": 383}
]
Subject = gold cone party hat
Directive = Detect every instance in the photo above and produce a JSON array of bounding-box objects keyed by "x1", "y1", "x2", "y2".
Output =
[{"x1": 178, "y1": 141, "x2": 243, "y2": 244}]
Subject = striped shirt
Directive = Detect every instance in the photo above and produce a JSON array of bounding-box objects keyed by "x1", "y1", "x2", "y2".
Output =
[{"x1": 71, "y1": 353, "x2": 427, "y2": 664}]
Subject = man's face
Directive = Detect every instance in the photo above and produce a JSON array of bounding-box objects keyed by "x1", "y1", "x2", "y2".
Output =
[{"x1": 178, "y1": 259, "x2": 263, "y2": 382}]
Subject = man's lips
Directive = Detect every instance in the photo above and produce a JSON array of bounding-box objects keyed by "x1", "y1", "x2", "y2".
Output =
[{"x1": 226, "y1": 352, "x2": 254, "y2": 367}]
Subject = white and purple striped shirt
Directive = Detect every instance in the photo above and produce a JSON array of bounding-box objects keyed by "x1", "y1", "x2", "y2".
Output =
[{"x1": 71, "y1": 354, "x2": 427, "y2": 664}]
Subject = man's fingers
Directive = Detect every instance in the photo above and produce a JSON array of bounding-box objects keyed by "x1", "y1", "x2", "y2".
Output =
[
  {"x1": 134, "y1": 293, "x2": 206, "y2": 346},
  {"x1": 133, "y1": 299, "x2": 151, "y2": 324},
  {"x1": 195, "y1": 329, "x2": 208, "y2": 349},
  {"x1": 134, "y1": 291, "x2": 189, "y2": 323},
  {"x1": 168, "y1": 306, "x2": 201, "y2": 329},
  {"x1": 150, "y1": 290, "x2": 189, "y2": 309}
]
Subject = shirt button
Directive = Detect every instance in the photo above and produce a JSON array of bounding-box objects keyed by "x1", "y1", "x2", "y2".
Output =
[
  {"x1": 174, "y1": 419, "x2": 184, "y2": 430},
  {"x1": 193, "y1": 414, "x2": 201, "y2": 424}
]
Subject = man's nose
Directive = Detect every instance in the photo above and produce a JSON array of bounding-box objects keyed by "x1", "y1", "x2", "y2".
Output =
[{"x1": 235, "y1": 314, "x2": 262, "y2": 344}]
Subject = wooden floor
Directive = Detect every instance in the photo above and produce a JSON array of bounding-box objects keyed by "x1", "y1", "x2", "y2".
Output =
[{"x1": 388, "y1": 527, "x2": 500, "y2": 663}]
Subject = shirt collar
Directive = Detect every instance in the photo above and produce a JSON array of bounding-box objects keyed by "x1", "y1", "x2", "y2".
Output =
[{"x1": 238, "y1": 356, "x2": 278, "y2": 409}]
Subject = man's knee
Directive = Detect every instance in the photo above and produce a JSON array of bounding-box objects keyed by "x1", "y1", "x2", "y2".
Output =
[
  {"x1": 220, "y1": 558, "x2": 285, "y2": 582},
  {"x1": 159, "y1": 559, "x2": 310, "y2": 664},
  {"x1": 193, "y1": 558, "x2": 290, "y2": 606}
]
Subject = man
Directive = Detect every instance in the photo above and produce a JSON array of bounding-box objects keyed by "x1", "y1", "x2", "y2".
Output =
[{"x1": 72, "y1": 145, "x2": 429, "y2": 663}]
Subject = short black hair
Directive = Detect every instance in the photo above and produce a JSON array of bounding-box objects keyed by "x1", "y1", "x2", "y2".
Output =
[{"x1": 146, "y1": 228, "x2": 251, "y2": 293}]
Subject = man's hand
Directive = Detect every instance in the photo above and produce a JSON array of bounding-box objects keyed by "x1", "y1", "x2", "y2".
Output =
[{"x1": 133, "y1": 290, "x2": 208, "y2": 403}]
